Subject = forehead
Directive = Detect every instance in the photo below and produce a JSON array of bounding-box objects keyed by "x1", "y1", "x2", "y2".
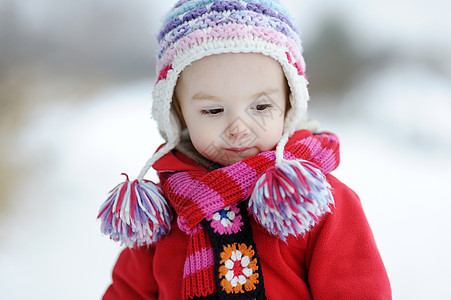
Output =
[{"x1": 177, "y1": 53, "x2": 287, "y2": 98}]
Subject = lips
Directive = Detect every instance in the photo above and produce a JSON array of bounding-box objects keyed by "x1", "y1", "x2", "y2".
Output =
[{"x1": 225, "y1": 147, "x2": 250, "y2": 153}]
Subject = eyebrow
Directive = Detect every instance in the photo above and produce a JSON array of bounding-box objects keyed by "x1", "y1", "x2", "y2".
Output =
[
  {"x1": 252, "y1": 88, "x2": 281, "y2": 99},
  {"x1": 191, "y1": 93, "x2": 221, "y2": 101},
  {"x1": 190, "y1": 88, "x2": 281, "y2": 101}
]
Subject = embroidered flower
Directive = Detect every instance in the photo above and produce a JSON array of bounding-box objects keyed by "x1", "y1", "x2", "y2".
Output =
[
  {"x1": 208, "y1": 204, "x2": 243, "y2": 235},
  {"x1": 218, "y1": 243, "x2": 259, "y2": 294}
]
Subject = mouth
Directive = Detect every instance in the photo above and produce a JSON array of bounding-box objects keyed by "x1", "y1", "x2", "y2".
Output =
[{"x1": 225, "y1": 147, "x2": 251, "y2": 153}]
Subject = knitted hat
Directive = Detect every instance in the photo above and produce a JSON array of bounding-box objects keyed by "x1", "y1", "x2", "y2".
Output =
[{"x1": 138, "y1": 0, "x2": 312, "y2": 180}]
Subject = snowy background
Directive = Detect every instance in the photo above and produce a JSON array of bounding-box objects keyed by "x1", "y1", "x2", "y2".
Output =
[{"x1": 1, "y1": 1, "x2": 450, "y2": 299}]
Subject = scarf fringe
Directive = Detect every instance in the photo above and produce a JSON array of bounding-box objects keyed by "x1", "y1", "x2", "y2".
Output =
[
  {"x1": 97, "y1": 173, "x2": 172, "y2": 247},
  {"x1": 249, "y1": 159, "x2": 334, "y2": 242}
]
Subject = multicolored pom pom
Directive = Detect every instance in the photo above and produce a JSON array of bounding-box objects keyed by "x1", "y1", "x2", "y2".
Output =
[
  {"x1": 97, "y1": 174, "x2": 172, "y2": 247},
  {"x1": 248, "y1": 159, "x2": 334, "y2": 242}
]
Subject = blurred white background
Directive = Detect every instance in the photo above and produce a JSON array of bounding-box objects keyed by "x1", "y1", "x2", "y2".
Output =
[{"x1": 1, "y1": 1, "x2": 450, "y2": 299}]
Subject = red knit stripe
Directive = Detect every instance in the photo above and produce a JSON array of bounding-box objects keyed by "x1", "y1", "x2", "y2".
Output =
[
  {"x1": 183, "y1": 265, "x2": 216, "y2": 300},
  {"x1": 183, "y1": 229, "x2": 216, "y2": 300},
  {"x1": 165, "y1": 182, "x2": 203, "y2": 215},
  {"x1": 164, "y1": 174, "x2": 204, "y2": 230},
  {"x1": 185, "y1": 229, "x2": 211, "y2": 257},
  {"x1": 199, "y1": 169, "x2": 242, "y2": 210},
  {"x1": 221, "y1": 161, "x2": 258, "y2": 201},
  {"x1": 290, "y1": 143, "x2": 312, "y2": 160},
  {"x1": 244, "y1": 152, "x2": 276, "y2": 175}
]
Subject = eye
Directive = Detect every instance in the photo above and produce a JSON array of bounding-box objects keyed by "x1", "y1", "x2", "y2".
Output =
[
  {"x1": 201, "y1": 108, "x2": 224, "y2": 115},
  {"x1": 252, "y1": 104, "x2": 272, "y2": 111}
]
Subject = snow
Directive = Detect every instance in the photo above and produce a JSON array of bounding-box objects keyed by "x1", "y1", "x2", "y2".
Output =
[
  {"x1": 0, "y1": 82, "x2": 164, "y2": 299},
  {"x1": 312, "y1": 65, "x2": 451, "y2": 299},
  {"x1": 1, "y1": 0, "x2": 450, "y2": 299},
  {"x1": 291, "y1": 0, "x2": 451, "y2": 55},
  {"x1": 1, "y1": 73, "x2": 450, "y2": 299}
]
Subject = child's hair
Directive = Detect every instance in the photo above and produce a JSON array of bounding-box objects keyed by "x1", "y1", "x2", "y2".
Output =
[{"x1": 139, "y1": 0, "x2": 312, "y2": 180}]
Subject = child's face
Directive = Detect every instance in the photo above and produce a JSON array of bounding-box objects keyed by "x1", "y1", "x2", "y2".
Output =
[{"x1": 175, "y1": 53, "x2": 288, "y2": 166}]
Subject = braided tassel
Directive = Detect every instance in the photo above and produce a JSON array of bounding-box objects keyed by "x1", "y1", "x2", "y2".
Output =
[
  {"x1": 249, "y1": 159, "x2": 334, "y2": 242},
  {"x1": 98, "y1": 174, "x2": 172, "y2": 247}
]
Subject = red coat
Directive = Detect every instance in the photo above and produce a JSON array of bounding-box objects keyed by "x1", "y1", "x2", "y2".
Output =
[{"x1": 103, "y1": 171, "x2": 391, "y2": 299}]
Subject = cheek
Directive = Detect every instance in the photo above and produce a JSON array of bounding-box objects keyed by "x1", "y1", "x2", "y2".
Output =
[
  {"x1": 255, "y1": 115, "x2": 285, "y2": 150},
  {"x1": 185, "y1": 117, "x2": 221, "y2": 152}
]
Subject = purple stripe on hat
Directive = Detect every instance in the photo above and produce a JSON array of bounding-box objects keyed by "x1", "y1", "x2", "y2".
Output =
[
  {"x1": 158, "y1": 11, "x2": 299, "y2": 60},
  {"x1": 158, "y1": 18, "x2": 183, "y2": 42},
  {"x1": 165, "y1": 0, "x2": 291, "y2": 24},
  {"x1": 277, "y1": 12, "x2": 295, "y2": 30},
  {"x1": 210, "y1": 0, "x2": 246, "y2": 12},
  {"x1": 183, "y1": 247, "x2": 214, "y2": 277},
  {"x1": 246, "y1": 2, "x2": 277, "y2": 18},
  {"x1": 158, "y1": 1, "x2": 297, "y2": 43},
  {"x1": 183, "y1": 5, "x2": 209, "y2": 23},
  {"x1": 157, "y1": 24, "x2": 304, "y2": 73}
]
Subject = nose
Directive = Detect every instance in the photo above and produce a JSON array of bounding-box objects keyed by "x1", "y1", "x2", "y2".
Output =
[{"x1": 224, "y1": 117, "x2": 251, "y2": 142}]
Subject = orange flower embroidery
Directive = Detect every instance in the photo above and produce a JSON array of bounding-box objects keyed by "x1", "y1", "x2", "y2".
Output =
[{"x1": 218, "y1": 243, "x2": 259, "y2": 294}]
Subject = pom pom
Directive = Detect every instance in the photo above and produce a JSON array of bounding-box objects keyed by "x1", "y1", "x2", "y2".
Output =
[
  {"x1": 97, "y1": 173, "x2": 172, "y2": 247},
  {"x1": 249, "y1": 159, "x2": 334, "y2": 241}
]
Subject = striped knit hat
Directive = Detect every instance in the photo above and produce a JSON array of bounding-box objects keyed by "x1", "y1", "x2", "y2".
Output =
[{"x1": 138, "y1": 0, "x2": 311, "y2": 180}]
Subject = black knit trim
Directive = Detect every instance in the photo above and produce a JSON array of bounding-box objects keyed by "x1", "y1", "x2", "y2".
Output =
[{"x1": 201, "y1": 201, "x2": 267, "y2": 300}]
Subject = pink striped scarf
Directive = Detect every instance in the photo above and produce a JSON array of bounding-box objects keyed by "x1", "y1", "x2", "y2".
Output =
[{"x1": 157, "y1": 130, "x2": 340, "y2": 300}]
